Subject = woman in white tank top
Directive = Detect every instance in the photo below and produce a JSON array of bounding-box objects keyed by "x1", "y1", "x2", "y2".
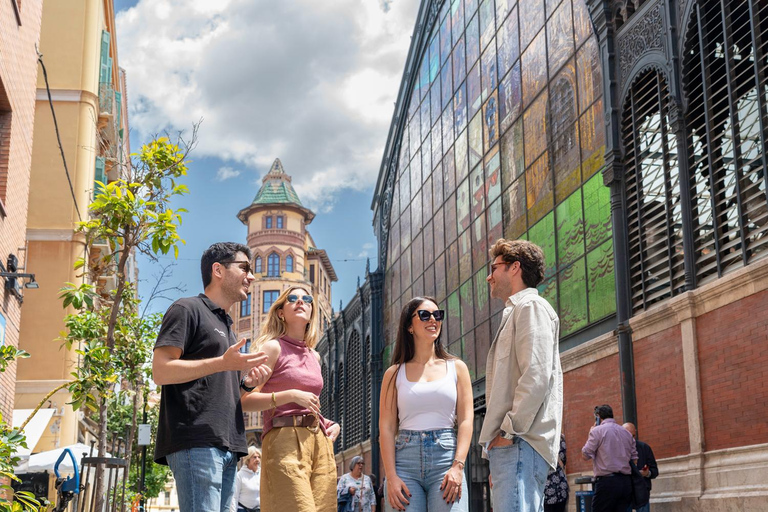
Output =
[{"x1": 379, "y1": 296, "x2": 473, "y2": 512}]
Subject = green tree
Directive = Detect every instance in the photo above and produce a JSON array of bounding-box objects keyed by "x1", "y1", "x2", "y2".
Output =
[{"x1": 58, "y1": 133, "x2": 193, "y2": 510}]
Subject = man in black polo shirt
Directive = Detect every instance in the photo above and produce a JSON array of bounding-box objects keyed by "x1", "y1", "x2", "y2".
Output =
[{"x1": 153, "y1": 242, "x2": 270, "y2": 512}]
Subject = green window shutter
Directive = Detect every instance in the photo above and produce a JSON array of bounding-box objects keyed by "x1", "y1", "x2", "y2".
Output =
[
  {"x1": 100, "y1": 31, "x2": 111, "y2": 83},
  {"x1": 115, "y1": 91, "x2": 122, "y2": 128},
  {"x1": 94, "y1": 156, "x2": 106, "y2": 198}
]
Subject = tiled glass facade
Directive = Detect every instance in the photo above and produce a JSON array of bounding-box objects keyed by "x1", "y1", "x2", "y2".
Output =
[{"x1": 383, "y1": 0, "x2": 615, "y2": 379}]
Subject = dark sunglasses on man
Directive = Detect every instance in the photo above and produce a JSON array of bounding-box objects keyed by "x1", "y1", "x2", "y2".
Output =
[
  {"x1": 287, "y1": 294, "x2": 314, "y2": 305},
  {"x1": 413, "y1": 309, "x2": 445, "y2": 322},
  {"x1": 220, "y1": 260, "x2": 253, "y2": 275}
]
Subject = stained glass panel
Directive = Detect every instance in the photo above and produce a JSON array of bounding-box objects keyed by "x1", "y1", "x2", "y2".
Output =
[
  {"x1": 522, "y1": 30, "x2": 548, "y2": 107},
  {"x1": 434, "y1": 205, "x2": 446, "y2": 254},
  {"x1": 526, "y1": 152, "x2": 553, "y2": 225},
  {"x1": 558, "y1": 258, "x2": 588, "y2": 335},
  {"x1": 468, "y1": 62, "x2": 482, "y2": 120},
  {"x1": 454, "y1": 83, "x2": 468, "y2": 134},
  {"x1": 483, "y1": 91, "x2": 500, "y2": 150},
  {"x1": 472, "y1": 213, "x2": 488, "y2": 272},
  {"x1": 499, "y1": 62, "x2": 522, "y2": 134},
  {"x1": 550, "y1": 63, "x2": 581, "y2": 202},
  {"x1": 485, "y1": 148, "x2": 502, "y2": 204},
  {"x1": 452, "y1": 0, "x2": 465, "y2": 47},
  {"x1": 580, "y1": 98, "x2": 606, "y2": 179},
  {"x1": 424, "y1": 219, "x2": 435, "y2": 265},
  {"x1": 587, "y1": 239, "x2": 616, "y2": 321},
  {"x1": 453, "y1": 37, "x2": 467, "y2": 91},
  {"x1": 556, "y1": 189, "x2": 585, "y2": 268},
  {"x1": 447, "y1": 290, "x2": 461, "y2": 342},
  {"x1": 423, "y1": 175, "x2": 434, "y2": 228},
  {"x1": 466, "y1": 14, "x2": 481, "y2": 68},
  {"x1": 501, "y1": 118, "x2": 525, "y2": 185},
  {"x1": 460, "y1": 278, "x2": 474, "y2": 334},
  {"x1": 471, "y1": 163, "x2": 486, "y2": 220},
  {"x1": 519, "y1": 0, "x2": 545, "y2": 51},
  {"x1": 401, "y1": 246, "x2": 412, "y2": 294},
  {"x1": 442, "y1": 61, "x2": 453, "y2": 110},
  {"x1": 460, "y1": 229, "x2": 473, "y2": 284},
  {"x1": 440, "y1": 12, "x2": 452, "y2": 66},
  {"x1": 457, "y1": 177, "x2": 471, "y2": 232},
  {"x1": 497, "y1": 6, "x2": 520, "y2": 78},
  {"x1": 445, "y1": 192, "x2": 458, "y2": 244},
  {"x1": 576, "y1": 37, "x2": 600, "y2": 114},
  {"x1": 411, "y1": 184, "x2": 422, "y2": 237},
  {"x1": 538, "y1": 275, "x2": 558, "y2": 312},
  {"x1": 528, "y1": 211, "x2": 556, "y2": 278},
  {"x1": 454, "y1": 130, "x2": 469, "y2": 185},
  {"x1": 547, "y1": 0, "x2": 574, "y2": 76},
  {"x1": 474, "y1": 268, "x2": 491, "y2": 323},
  {"x1": 442, "y1": 106, "x2": 455, "y2": 156},
  {"x1": 435, "y1": 251, "x2": 447, "y2": 301},
  {"x1": 503, "y1": 175, "x2": 527, "y2": 238},
  {"x1": 412, "y1": 232, "x2": 424, "y2": 284},
  {"x1": 583, "y1": 171, "x2": 612, "y2": 250},
  {"x1": 479, "y1": 0, "x2": 496, "y2": 50},
  {"x1": 487, "y1": 197, "x2": 504, "y2": 247},
  {"x1": 447, "y1": 240, "x2": 460, "y2": 292},
  {"x1": 481, "y1": 42, "x2": 498, "y2": 102},
  {"x1": 573, "y1": 0, "x2": 592, "y2": 49},
  {"x1": 474, "y1": 321, "x2": 490, "y2": 378},
  {"x1": 469, "y1": 112, "x2": 484, "y2": 168},
  {"x1": 524, "y1": 91, "x2": 549, "y2": 168}
]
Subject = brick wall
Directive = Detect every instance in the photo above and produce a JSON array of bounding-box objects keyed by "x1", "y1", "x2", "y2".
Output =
[
  {"x1": 0, "y1": 0, "x2": 43, "y2": 419},
  {"x1": 697, "y1": 288, "x2": 768, "y2": 451},
  {"x1": 634, "y1": 325, "x2": 689, "y2": 458},
  {"x1": 563, "y1": 353, "x2": 623, "y2": 473}
]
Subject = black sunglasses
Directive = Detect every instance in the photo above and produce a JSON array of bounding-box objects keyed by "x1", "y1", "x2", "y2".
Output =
[
  {"x1": 413, "y1": 309, "x2": 445, "y2": 322},
  {"x1": 221, "y1": 260, "x2": 253, "y2": 275},
  {"x1": 287, "y1": 294, "x2": 314, "y2": 304}
]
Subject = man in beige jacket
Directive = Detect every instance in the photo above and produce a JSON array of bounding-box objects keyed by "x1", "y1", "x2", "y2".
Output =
[{"x1": 480, "y1": 239, "x2": 563, "y2": 511}]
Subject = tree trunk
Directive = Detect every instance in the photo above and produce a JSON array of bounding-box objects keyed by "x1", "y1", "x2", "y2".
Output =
[{"x1": 93, "y1": 397, "x2": 109, "y2": 512}]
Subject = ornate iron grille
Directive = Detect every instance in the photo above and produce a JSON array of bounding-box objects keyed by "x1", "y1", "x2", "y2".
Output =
[
  {"x1": 320, "y1": 362, "x2": 329, "y2": 421},
  {"x1": 346, "y1": 331, "x2": 364, "y2": 447},
  {"x1": 683, "y1": 0, "x2": 768, "y2": 284},
  {"x1": 365, "y1": 335, "x2": 372, "y2": 439},
  {"x1": 337, "y1": 362, "x2": 345, "y2": 448},
  {"x1": 624, "y1": 69, "x2": 685, "y2": 312}
]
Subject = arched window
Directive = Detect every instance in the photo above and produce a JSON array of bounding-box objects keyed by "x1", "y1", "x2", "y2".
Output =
[
  {"x1": 364, "y1": 335, "x2": 372, "y2": 438},
  {"x1": 623, "y1": 69, "x2": 685, "y2": 312},
  {"x1": 286, "y1": 254, "x2": 294, "y2": 273},
  {"x1": 254, "y1": 256, "x2": 262, "y2": 274},
  {"x1": 337, "y1": 361, "x2": 345, "y2": 448},
  {"x1": 267, "y1": 253, "x2": 280, "y2": 277},
  {"x1": 346, "y1": 331, "x2": 363, "y2": 447},
  {"x1": 683, "y1": 0, "x2": 768, "y2": 284},
  {"x1": 320, "y1": 362, "x2": 329, "y2": 417}
]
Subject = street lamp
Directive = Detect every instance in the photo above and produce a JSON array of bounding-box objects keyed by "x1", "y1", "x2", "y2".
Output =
[{"x1": 0, "y1": 253, "x2": 39, "y2": 301}]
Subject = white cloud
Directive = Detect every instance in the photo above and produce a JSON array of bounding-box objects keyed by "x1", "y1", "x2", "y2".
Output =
[
  {"x1": 117, "y1": 0, "x2": 419, "y2": 211},
  {"x1": 357, "y1": 242, "x2": 375, "y2": 258},
  {"x1": 215, "y1": 166, "x2": 241, "y2": 181}
]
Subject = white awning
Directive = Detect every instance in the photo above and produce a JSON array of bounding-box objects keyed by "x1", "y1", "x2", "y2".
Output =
[{"x1": 12, "y1": 408, "x2": 55, "y2": 457}]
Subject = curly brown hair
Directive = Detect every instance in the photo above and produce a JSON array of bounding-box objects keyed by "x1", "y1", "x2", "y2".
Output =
[{"x1": 489, "y1": 239, "x2": 546, "y2": 288}]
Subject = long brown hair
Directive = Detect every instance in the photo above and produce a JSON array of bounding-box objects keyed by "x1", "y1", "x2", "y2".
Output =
[
  {"x1": 385, "y1": 296, "x2": 456, "y2": 407},
  {"x1": 390, "y1": 296, "x2": 454, "y2": 366},
  {"x1": 253, "y1": 286, "x2": 320, "y2": 350}
]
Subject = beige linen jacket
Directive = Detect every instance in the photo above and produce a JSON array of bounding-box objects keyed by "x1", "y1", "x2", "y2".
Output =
[{"x1": 479, "y1": 288, "x2": 563, "y2": 468}]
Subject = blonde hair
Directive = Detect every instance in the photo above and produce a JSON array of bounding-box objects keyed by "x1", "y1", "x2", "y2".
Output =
[
  {"x1": 253, "y1": 286, "x2": 320, "y2": 350},
  {"x1": 242, "y1": 446, "x2": 262, "y2": 466}
]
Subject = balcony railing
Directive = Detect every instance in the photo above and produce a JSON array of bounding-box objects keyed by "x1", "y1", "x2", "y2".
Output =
[{"x1": 98, "y1": 82, "x2": 116, "y2": 117}]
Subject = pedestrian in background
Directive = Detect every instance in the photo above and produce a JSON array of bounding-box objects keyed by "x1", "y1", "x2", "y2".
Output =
[
  {"x1": 337, "y1": 456, "x2": 376, "y2": 512},
  {"x1": 240, "y1": 287, "x2": 341, "y2": 512},
  {"x1": 544, "y1": 433, "x2": 569, "y2": 512},
  {"x1": 230, "y1": 446, "x2": 261, "y2": 512},
  {"x1": 380, "y1": 296, "x2": 473, "y2": 511},
  {"x1": 480, "y1": 239, "x2": 563, "y2": 511},
  {"x1": 582, "y1": 405, "x2": 638, "y2": 512},
  {"x1": 623, "y1": 423, "x2": 658, "y2": 512}
]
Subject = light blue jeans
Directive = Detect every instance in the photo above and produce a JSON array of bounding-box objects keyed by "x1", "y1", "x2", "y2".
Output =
[
  {"x1": 384, "y1": 429, "x2": 469, "y2": 512},
  {"x1": 488, "y1": 437, "x2": 550, "y2": 512},
  {"x1": 166, "y1": 446, "x2": 237, "y2": 512}
]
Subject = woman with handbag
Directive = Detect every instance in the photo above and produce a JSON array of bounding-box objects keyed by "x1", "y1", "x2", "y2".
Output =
[
  {"x1": 337, "y1": 456, "x2": 376, "y2": 512},
  {"x1": 241, "y1": 287, "x2": 340, "y2": 512}
]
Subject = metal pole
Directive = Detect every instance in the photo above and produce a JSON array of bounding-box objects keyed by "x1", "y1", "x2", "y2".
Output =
[{"x1": 139, "y1": 401, "x2": 148, "y2": 512}]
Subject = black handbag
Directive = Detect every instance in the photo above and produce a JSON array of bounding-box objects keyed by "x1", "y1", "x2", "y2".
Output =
[{"x1": 630, "y1": 461, "x2": 650, "y2": 508}]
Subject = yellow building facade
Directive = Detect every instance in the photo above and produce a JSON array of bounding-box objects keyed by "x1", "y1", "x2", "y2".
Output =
[
  {"x1": 233, "y1": 158, "x2": 336, "y2": 442},
  {"x1": 15, "y1": 0, "x2": 132, "y2": 454}
]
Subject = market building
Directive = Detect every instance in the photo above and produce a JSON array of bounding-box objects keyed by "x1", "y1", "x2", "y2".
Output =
[{"x1": 351, "y1": 0, "x2": 768, "y2": 510}]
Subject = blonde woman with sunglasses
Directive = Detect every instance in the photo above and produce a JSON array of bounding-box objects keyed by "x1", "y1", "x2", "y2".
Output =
[
  {"x1": 380, "y1": 296, "x2": 473, "y2": 512},
  {"x1": 240, "y1": 287, "x2": 340, "y2": 512}
]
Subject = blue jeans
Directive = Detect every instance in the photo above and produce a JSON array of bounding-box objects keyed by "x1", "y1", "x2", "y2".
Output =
[
  {"x1": 629, "y1": 504, "x2": 650, "y2": 512},
  {"x1": 384, "y1": 429, "x2": 468, "y2": 511},
  {"x1": 488, "y1": 437, "x2": 550, "y2": 512},
  {"x1": 166, "y1": 446, "x2": 237, "y2": 512}
]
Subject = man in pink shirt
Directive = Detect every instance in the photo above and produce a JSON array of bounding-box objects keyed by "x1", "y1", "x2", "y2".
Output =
[{"x1": 582, "y1": 404, "x2": 638, "y2": 512}]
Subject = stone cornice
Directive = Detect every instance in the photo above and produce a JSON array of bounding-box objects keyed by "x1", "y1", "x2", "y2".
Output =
[
  {"x1": 247, "y1": 229, "x2": 305, "y2": 249},
  {"x1": 629, "y1": 256, "x2": 768, "y2": 340},
  {"x1": 560, "y1": 330, "x2": 618, "y2": 372}
]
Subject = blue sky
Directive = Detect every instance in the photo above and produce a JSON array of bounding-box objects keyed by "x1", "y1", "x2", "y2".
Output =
[{"x1": 113, "y1": 0, "x2": 420, "y2": 314}]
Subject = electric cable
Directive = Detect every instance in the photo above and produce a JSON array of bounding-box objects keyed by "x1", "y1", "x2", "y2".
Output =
[{"x1": 37, "y1": 48, "x2": 83, "y2": 222}]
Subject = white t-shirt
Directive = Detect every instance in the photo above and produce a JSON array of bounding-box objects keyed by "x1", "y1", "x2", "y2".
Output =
[{"x1": 396, "y1": 359, "x2": 457, "y2": 431}]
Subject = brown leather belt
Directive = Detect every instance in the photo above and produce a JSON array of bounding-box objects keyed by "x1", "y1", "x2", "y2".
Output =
[{"x1": 272, "y1": 414, "x2": 319, "y2": 428}]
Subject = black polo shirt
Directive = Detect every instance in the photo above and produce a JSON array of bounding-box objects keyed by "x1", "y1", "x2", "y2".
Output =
[{"x1": 153, "y1": 294, "x2": 247, "y2": 465}]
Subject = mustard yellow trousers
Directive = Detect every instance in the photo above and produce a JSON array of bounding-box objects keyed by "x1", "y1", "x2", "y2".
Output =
[{"x1": 260, "y1": 426, "x2": 337, "y2": 512}]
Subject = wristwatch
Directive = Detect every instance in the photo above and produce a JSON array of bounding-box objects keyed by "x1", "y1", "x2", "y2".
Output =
[
  {"x1": 500, "y1": 430, "x2": 516, "y2": 441},
  {"x1": 240, "y1": 375, "x2": 256, "y2": 392}
]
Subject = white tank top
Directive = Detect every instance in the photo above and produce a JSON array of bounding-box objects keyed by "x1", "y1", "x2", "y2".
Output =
[{"x1": 396, "y1": 360, "x2": 458, "y2": 431}]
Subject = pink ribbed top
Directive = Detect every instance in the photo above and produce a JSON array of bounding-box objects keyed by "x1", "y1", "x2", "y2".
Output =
[{"x1": 261, "y1": 335, "x2": 333, "y2": 436}]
